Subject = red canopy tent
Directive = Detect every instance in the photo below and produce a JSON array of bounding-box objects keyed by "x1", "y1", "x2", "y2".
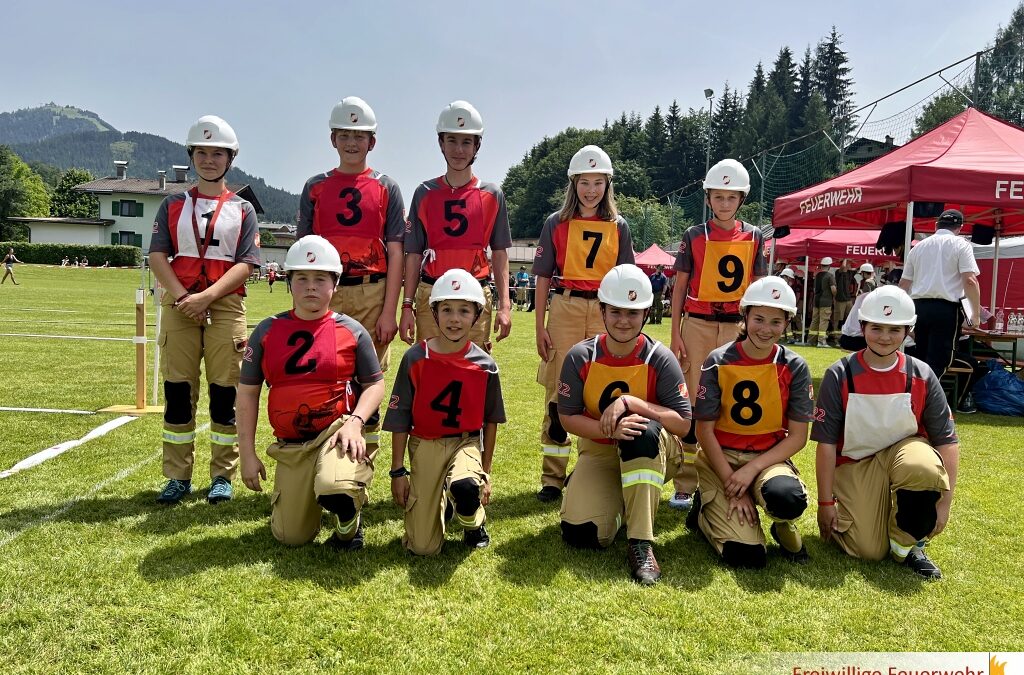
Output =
[
  {"x1": 769, "y1": 229, "x2": 900, "y2": 265},
  {"x1": 773, "y1": 108, "x2": 1024, "y2": 315},
  {"x1": 634, "y1": 244, "x2": 677, "y2": 276}
]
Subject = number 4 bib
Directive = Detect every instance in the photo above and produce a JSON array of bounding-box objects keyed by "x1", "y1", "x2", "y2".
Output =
[{"x1": 697, "y1": 239, "x2": 755, "y2": 303}]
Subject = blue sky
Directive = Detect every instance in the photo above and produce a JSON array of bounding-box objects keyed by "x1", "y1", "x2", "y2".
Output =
[{"x1": 1, "y1": 1, "x2": 1015, "y2": 207}]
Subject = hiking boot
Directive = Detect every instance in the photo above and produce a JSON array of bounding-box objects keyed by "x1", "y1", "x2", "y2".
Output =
[
  {"x1": 156, "y1": 479, "x2": 192, "y2": 504},
  {"x1": 327, "y1": 517, "x2": 365, "y2": 551},
  {"x1": 536, "y1": 485, "x2": 562, "y2": 503},
  {"x1": 207, "y1": 476, "x2": 233, "y2": 504},
  {"x1": 956, "y1": 392, "x2": 977, "y2": 415},
  {"x1": 668, "y1": 491, "x2": 693, "y2": 510},
  {"x1": 464, "y1": 524, "x2": 491, "y2": 549},
  {"x1": 627, "y1": 539, "x2": 661, "y2": 585},
  {"x1": 770, "y1": 522, "x2": 810, "y2": 564},
  {"x1": 685, "y1": 490, "x2": 703, "y2": 532},
  {"x1": 904, "y1": 547, "x2": 942, "y2": 580}
]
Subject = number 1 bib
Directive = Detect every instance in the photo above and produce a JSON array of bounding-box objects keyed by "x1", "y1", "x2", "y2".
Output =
[
  {"x1": 715, "y1": 363, "x2": 784, "y2": 436},
  {"x1": 697, "y1": 239, "x2": 755, "y2": 303}
]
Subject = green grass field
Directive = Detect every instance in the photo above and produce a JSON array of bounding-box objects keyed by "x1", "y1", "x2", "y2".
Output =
[{"x1": 1, "y1": 264, "x2": 1022, "y2": 674}]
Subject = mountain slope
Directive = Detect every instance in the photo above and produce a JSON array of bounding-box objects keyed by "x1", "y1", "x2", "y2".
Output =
[{"x1": 0, "y1": 103, "x2": 117, "y2": 144}]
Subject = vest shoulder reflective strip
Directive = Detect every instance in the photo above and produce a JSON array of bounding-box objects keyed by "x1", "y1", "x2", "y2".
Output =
[
  {"x1": 162, "y1": 429, "x2": 196, "y2": 444},
  {"x1": 209, "y1": 431, "x2": 238, "y2": 445},
  {"x1": 621, "y1": 469, "x2": 665, "y2": 488}
]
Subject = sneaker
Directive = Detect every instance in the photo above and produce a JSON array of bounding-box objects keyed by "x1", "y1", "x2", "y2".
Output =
[
  {"x1": 668, "y1": 491, "x2": 693, "y2": 510},
  {"x1": 685, "y1": 490, "x2": 703, "y2": 532},
  {"x1": 536, "y1": 485, "x2": 562, "y2": 503},
  {"x1": 207, "y1": 476, "x2": 233, "y2": 504},
  {"x1": 956, "y1": 393, "x2": 977, "y2": 415},
  {"x1": 904, "y1": 547, "x2": 942, "y2": 580},
  {"x1": 627, "y1": 539, "x2": 661, "y2": 585},
  {"x1": 464, "y1": 524, "x2": 490, "y2": 549},
  {"x1": 770, "y1": 522, "x2": 810, "y2": 564},
  {"x1": 327, "y1": 517, "x2": 365, "y2": 551},
  {"x1": 156, "y1": 479, "x2": 192, "y2": 504},
  {"x1": 817, "y1": 341, "x2": 829, "y2": 348}
]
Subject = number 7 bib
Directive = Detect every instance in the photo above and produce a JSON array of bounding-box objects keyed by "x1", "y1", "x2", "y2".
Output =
[
  {"x1": 563, "y1": 219, "x2": 619, "y2": 281},
  {"x1": 697, "y1": 239, "x2": 755, "y2": 303}
]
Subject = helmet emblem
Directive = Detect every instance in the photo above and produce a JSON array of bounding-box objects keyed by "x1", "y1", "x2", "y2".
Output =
[
  {"x1": 451, "y1": 280, "x2": 461, "y2": 291},
  {"x1": 628, "y1": 290, "x2": 637, "y2": 301},
  {"x1": 457, "y1": 116, "x2": 465, "y2": 128},
  {"x1": 771, "y1": 289, "x2": 781, "y2": 299},
  {"x1": 588, "y1": 158, "x2": 597, "y2": 168},
  {"x1": 306, "y1": 252, "x2": 316, "y2": 263},
  {"x1": 350, "y1": 113, "x2": 359, "y2": 123},
  {"x1": 722, "y1": 175, "x2": 731, "y2": 184},
  {"x1": 203, "y1": 129, "x2": 212, "y2": 140},
  {"x1": 883, "y1": 305, "x2": 893, "y2": 316}
]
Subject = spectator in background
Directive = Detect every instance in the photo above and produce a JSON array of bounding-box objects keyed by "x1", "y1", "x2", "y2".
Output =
[
  {"x1": 2, "y1": 247, "x2": 24, "y2": 285},
  {"x1": 649, "y1": 265, "x2": 668, "y2": 324},
  {"x1": 61, "y1": 256, "x2": 70, "y2": 267},
  {"x1": 859, "y1": 263, "x2": 877, "y2": 294},
  {"x1": 81, "y1": 256, "x2": 89, "y2": 267},
  {"x1": 899, "y1": 209, "x2": 980, "y2": 379},
  {"x1": 516, "y1": 265, "x2": 530, "y2": 310},
  {"x1": 780, "y1": 268, "x2": 802, "y2": 343},
  {"x1": 833, "y1": 259, "x2": 856, "y2": 332},
  {"x1": 811, "y1": 257, "x2": 837, "y2": 348}
]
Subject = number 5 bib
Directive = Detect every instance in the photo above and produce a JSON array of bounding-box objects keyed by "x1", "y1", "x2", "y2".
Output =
[
  {"x1": 697, "y1": 238, "x2": 755, "y2": 303},
  {"x1": 715, "y1": 362, "x2": 784, "y2": 436},
  {"x1": 563, "y1": 219, "x2": 619, "y2": 281}
]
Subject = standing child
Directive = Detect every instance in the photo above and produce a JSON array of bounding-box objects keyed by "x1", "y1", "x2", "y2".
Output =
[
  {"x1": 385, "y1": 269, "x2": 505, "y2": 555},
  {"x1": 557, "y1": 265, "x2": 691, "y2": 585},
  {"x1": 531, "y1": 145, "x2": 634, "y2": 503},
  {"x1": 813, "y1": 286, "x2": 958, "y2": 579},
  {"x1": 687, "y1": 277, "x2": 813, "y2": 568},
  {"x1": 399, "y1": 100, "x2": 512, "y2": 350},
  {"x1": 148, "y1": 115, "x2": 260, "y2": 505},
  {"x1": 2, "y1": 247, "x2": 23, "y2": 285},
  {"x1": 237, "y1": 236, "x2": 385, "y2": 548},
  {"x1": 669, "y1": 159, "x2": 767, "y2": 510},
  {"x1": 267, "y1": 266, "x2": 277, "y2": 292}
]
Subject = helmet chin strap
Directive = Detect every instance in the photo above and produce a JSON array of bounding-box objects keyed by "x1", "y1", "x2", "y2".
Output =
[
  {"x1": 867, "y1": 344, "x2": 901, "y2": 359},
  {"x1": 189, "y1": 151, "x2": 233, "y2": 183},
  {"x1": 603, "y1": 309, "x2": 650, "y2": 344},
  {"x1": 431, "y1": 305, "x2": 483, "y2": 343}
]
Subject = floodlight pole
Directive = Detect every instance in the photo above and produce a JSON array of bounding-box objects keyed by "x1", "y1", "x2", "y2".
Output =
[{"x1": 703, "y1": 89, "x2": 714, "y2": 223}]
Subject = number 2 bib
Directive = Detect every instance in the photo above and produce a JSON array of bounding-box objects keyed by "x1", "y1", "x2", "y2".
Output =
[
  {"x1": 697, "y1": 239, "x2": 754, "y2": 303},
  {"x1": 715, "y1": 362, "x2": 784, "y2": 436},
  {"x1": 562, "y1": 219, "x2": 619, "y2": 281}
]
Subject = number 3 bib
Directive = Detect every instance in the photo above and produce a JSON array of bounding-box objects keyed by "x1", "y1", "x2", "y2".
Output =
[
  {"x1": 715, "y1": 362, "x2": 784, "y2": 436},
  {"x1": 697, "y1": 239, "x2": 755, "y2": 303}
]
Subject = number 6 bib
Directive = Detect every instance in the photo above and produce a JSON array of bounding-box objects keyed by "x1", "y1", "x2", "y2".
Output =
[
  {"x1": 697, "y1": 239, "x2": 755, "y2": 303},
  {"x1": 715, "y1": 363, "x2": 784, "y2": 436}
]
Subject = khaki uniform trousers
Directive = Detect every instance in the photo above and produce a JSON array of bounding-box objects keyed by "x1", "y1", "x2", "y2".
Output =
[
  {"x1": 414, "y1": 281, "x2": 494, "y2": 350},
  {"x1": 810, "y1": 305, "x2": 833, "y2": 344},
  {"x1": 265, "y1": 417, "x2": 376, "y2": 546},
  {"x1": 833, "y1": 299, "x2": 853, "y2": 332},
  {"x1": 693, "y1": 448, "x2": 807, "y2": 554},
  {"x1": 831, "y1": 436, "x2": 949, "y2": 562},
  {"x1": 561, "y1": 429, "x2": 682, "y2": 545},
  {"x1": 404, "y1": 433, "x2": 488, "y2": 556},
  {"x1": 330, "y1": 278, "x2": 392, "y2": 373},
  {"x1": 159, "y1": 293, "x2": 248, "y2": 481},
  {"x1": 673, "y1": 314, "x2": 740, "y2": 494},
  {"x1": 537, "y1": 293, "x2": 605, "y2": 489}
]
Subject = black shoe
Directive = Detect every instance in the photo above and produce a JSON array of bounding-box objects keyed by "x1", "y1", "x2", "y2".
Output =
[
  {"x1": 536, "y1": 485, "x2": 562, "y2": 503},
  {"x1": 444, "y1": 499, "x2": 454, "y2": 525},
  {"x1": 770, "y1": 522, "x2": 810, "y2": 564},
  {"x1": 956, "y1": 393, "x2": 977, "y2": 414},
  {"x1": 627, "y1": 539, "x2": 661, "y2": 585},
  {"x1": 464, "y1": 524, "x2": 490, "y2": 549},
  {"x1": 327, "y1": 517, "x2": 365, "y2": 551},
  {"x1": 685, "y1": 490, "x2": 702, "y2": 532},
  {"x1": 904, "y1": 548, "x2": 942, "y2": 580}
]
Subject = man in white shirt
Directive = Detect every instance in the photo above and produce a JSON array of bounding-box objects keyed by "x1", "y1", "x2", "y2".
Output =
[{"x1": 899, "y1": 209, "x2": 980, "y2": 378}]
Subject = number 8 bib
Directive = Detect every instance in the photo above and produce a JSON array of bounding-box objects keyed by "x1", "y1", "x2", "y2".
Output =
[
  {"x1": 715, "y1": 363, "x2": 784, "y2": 436},
  {"x1": 697, "y1": 239, "x2": 754, "y2": 303}
]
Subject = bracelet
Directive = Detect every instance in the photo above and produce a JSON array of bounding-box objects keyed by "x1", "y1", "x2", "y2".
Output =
[
  {"x1": 173, "y1": 292, "x2": 191, "y2": 307},
  {"x1": 389, "y1": 466, "x2": 410, "y2": 478},
  {"x1": 401, "y1": 299, "x2": 414, "y2": 308},
  {"x1": 818, "y1": 499, "x2": 836, "y2": 506},
  {"x1": 615, "y1": 397, "x2": 632, "y2": 426},
  {"x1": 347, "y1": 414, "x2": 365, "y2": 427}
]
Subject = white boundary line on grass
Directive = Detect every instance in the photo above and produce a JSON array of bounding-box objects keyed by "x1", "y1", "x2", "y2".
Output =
[
  {"x1": 0, "y1": 333, "x2": 151, "y2": 342},
  {"x1": 0, "y1": 416, "x2": 138, "y2": 479},
  {"x1": 0, "y1": 423, "x2": 211, "y2": 550},
  {"x1": 0, "y1": 406, "x2": 95, "y2": 414}
]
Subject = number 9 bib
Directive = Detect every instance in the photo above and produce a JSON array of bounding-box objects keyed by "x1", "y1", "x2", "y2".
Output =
[
  {"x1": 715, "y1": 363, "x2": 784, "y2": 436},
  {"x1": 562, "y1": 219, "x2": 619, "y2": 281},
  {"x1": 697, "y1": 239, "x2": 754, "y2": 303}
]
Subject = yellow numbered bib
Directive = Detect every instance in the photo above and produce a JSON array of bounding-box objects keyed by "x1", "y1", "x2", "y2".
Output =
[
  {"x1": 715, "y1": 363, "x2": 784, "y2": 435},
  {"x1": 563, "y1": 219, "x2": 619, "y2": 281},
  {"x1": 697, "y1": 239, "x2": 755, "y2": 302},
  {"x1": 582, "y1": 361, "x2": 651, "y2": 419}
]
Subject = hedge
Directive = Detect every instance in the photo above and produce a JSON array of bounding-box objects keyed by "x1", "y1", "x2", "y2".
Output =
[{"x1": 0, "y1": 242, "x2": 142, "y2": 267}]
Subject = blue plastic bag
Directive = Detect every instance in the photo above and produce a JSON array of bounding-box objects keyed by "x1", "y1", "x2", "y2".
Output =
[{"x1": 974, "y1": 359, "x2": 1024, "y2": 416}]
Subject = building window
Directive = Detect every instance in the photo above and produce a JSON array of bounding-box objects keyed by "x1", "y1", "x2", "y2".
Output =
[
  {"x1": 119, "y1": 231, "x2": 135, "y2": 245},
  {"x1": 112, "y1": 200, "x2": 144, "y2": 217}
]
